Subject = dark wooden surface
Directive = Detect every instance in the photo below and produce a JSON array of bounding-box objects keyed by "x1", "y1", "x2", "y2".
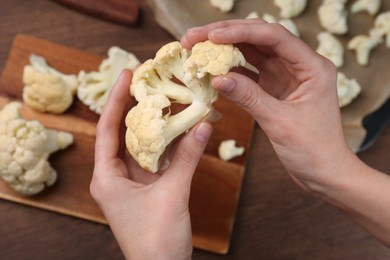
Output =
[{"x1": 0, "y1": 1, "x2": 389, "y2": 259}]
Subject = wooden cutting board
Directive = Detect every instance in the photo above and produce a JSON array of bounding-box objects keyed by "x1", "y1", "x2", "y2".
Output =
[{"x1": 0, "y1": 35, "x2": 255, "y2": 254}]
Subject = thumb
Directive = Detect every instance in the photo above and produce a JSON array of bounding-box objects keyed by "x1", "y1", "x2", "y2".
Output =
[
  {"x1": 212, "y1": 72, "x2": 278, "y2": 124},
  {"x1": 162, "y1": 122, "x2": 213, "y2": 189}
]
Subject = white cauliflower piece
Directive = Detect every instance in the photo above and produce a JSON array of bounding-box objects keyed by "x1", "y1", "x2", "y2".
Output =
[
  {"x1": 262, "y1": 13, "x2": 300, "y2": 38},
  {"x1": 316, "y1": 31, "x2": 344, "y2": 67},
  {"x1": 209, "y1": 0, "x2": 234, "y2": 13},
  {"x1": 374, "y1": 11, "x2": 390, "y2": 47},
  {"x1": 0, "y1": 102, "x2": 73, "y2": 195},
  {"x1": 218, "y1": 139, "x2": 245, "y2": 161},
  {"x1": 274, "y1": 0, "x2": 307, "y2": 18},
  {"x1": 77, "y1": 46, "x2": 140, "y2": 114},
  {"x1": 348, "y1": 29, "x2": 383, "y2": 66},
  {"x1": 351, "y1": 0, "x2": 381, "y2": 16},
  {"x1": 318, "y1": 0, "x2": 348, "y2": 35},
  {"x1": 337, "y1": 72, "x2": 362, "y2": 107},
  {"x1": 22, "y1": 54, "x2": 78, "y2": 114},
  {"x1": 126, "y1": 41, "x2": 246, "y2": 173},
  {"x1": 246, "y1": 11, "x2": 260, "y2": 19}
]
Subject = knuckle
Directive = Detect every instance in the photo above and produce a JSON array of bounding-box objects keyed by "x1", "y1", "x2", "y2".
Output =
[
  {"x1": 236, "y1": 88, "x2": 260, "y2": 111},
  {"x1": 177, "y1": 147, "x2": 199, "y2": 166}
]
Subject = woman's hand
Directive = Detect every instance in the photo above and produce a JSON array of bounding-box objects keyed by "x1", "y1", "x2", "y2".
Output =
[
  {"x1": 90, "y1": 69, "x2": 213, "y2": 259},
  {"x1": 181, "y1": 19, "x2": 352, "y2": 191}
]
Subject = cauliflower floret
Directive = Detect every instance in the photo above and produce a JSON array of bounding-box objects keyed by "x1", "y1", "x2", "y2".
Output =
[
  {"x1": 77, "y1": 46, "x2": 140, "y2": 114},
  {"x1": 22, "y1": 54, "x2": 78, "y2": 114},
  {"x1": 374, "y1": 11, "x2": 390, "y2": 47},
  {"x1": 351, "y1": 0, "x2": 381, "y2": 16},
  {"x1": 126, "y1": 40, "x2": 246, "y2": 173},
  {"x1": 318, "y1": 0, "x2": 348, "y2": 35},
  {"x1": 262, "y1": 13, "x2": 300, "y2": 38},
  {"x1": 337, "y1": 72, "x2": 362, "y2": 107},
  {"x1": 209, "y1": 0, "x2": 235, "y2": 13},
  {"x1": 316, "y1": 31, "x2": 344, "y2": 68},
  {"x1": 0, "y1": 102, "x2": 73, "y2": 195},
  {"x1": 218, "y1": 139, "x2": 245, "y2": 161},
  {"x1": 348, "y1": 29, "x2": 383, "y2": 66},
  {"x1": 274, "y1": 0, "x2": 307, "y2": 18}
]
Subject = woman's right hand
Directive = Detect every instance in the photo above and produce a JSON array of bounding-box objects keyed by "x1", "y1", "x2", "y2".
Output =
[{"x1": 181, "y1": 19, "x2": 354, "y2": 191}]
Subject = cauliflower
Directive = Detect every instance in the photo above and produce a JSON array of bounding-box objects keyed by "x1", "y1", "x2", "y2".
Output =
[
  {"x1": 218, "y1": 139, "x2": 245, "y2": 161},
  {"x1": 22, "y1": 54, "x2": 78, "y2": 114},
  {"x1": 318, "y1": 0, "x2": 348, "y2": 35},
  {"x1": 0, "y1": 102, "x2": 73, "y2": 195},
  {"x1": 374, "y1": 11, "x2": 390, "y2": 47},
  {"x1": 209, "y1": 0, "x2": 235, "y2": 13},
  {"x1": 337, "y1": 72, "x2": 362, "y2": 107},
  {"x1": 77, "y1": 46, "x2": 140, "y2": 114},
  {"x1": 262, "y1": 13, "x2": 300, "y2": 38},
  {"x1": 316, "y1": 31, "x2": 344, "y2": 67},
  {"x1": 348, "y1": 29, "x2": 383, "y2": 66},
  {"x1": 126, "y1": 41, "x2": 246, "y2": 173},
  {"x1": 351, "y1": 0, "x2": 381, "y2": 16},
  {"x1": 274, "y1": 0, "x2": 307, "y2": 18}
]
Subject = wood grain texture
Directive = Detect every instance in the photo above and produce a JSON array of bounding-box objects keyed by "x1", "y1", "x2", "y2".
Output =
[
  {"x1": 0, "y1": 34, "x2": 254, "y2": 254},
  {"x1": 0, "y1": 0, "x2": 389, "y2": 259},
  {"x1": 51, "y1": 0, "x2": 139, "y2": 26}
]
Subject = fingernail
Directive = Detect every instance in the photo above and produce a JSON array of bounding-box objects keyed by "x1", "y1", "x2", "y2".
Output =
[
  {"x1": 194, "y1": 122, "x2": 212, "y2": 144},
  {"x1": 213, "y1": 76, "x2": 235, "y2": 93},
  {"x1": 188, "y1": 26, "x2": 202, "y2": 35}
]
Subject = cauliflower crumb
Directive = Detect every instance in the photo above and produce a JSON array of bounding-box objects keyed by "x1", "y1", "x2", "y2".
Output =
[
  {"x1": 0, "y1": 102, "x2": 73, "y2": 195},
  {"x1": 209, "y1": 0, "x2": 235, "y2": 13},
  {"x1": 274, "y1": 0, "x2": 307, "y2": 18},
  {"x1": 374, "y1": 11, "x2": 390, "y2": 47},
  {"x1": 316, "y1": 31, "x2": 344, "y2": 68},
  {"x1": 351, "y1": 0, "x2": 381, "y2": 16},
  {"x1": 318, "y1": 0, "x2": 348, "y2": 35},
  {"x1": 218, "y1": 139, "x2": 245, "y2": 161},
  {"x1": 337, "y1": 72, "x2": 362, "y2": 107},
  {"x1": 348, "y1": 29, "x2": 383, "y2": 66}
]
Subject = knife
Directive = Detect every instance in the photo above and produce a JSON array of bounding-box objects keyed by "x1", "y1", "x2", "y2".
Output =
[
  {"x1": 359, "y1": 98, "x2": 390, "y2": 152},
  {"x1": 51, "y1": 0, "x2": 139, "y2": 26}
]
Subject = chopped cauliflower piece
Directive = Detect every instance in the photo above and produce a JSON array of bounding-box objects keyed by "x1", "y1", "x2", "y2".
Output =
[
  {"x1": 316, "y1": 31, "x2": 344, "y2": 68},
  {"x1": 218, "y1": 139, "x2": 245, "y2": 161},
  {"x1": 274, "y1": 0, "x2": 307, "y2": 18},
  {"x1": 318, "y1": 0, "x2": 348, "y2": 35},
  {"x1": 374, "y1": 11, "x2": 390, "y2": 47},
  {"x1": 246, "y1": 11, "x2": 260, "y2": 19},
  {"x1": 126, "y1": 41, "x2": 246, "y2": 173},
  {"x1": 348, "y1": 29, "x2": 383, "y2": 66},
  {"x1": 0, "y1": 102, "x2": 73, "y2": 195},
  {"x1": 337, "y1": 72, "x2": 362, "y2": 107},
  {"x1": 351, "y1": 0, "x2": 381, "y2": 16},
  {"x1": 262, "y1": 13, "x2": 300, "y2": 37},
  {"x1": 209, "y1": 0, "x2": 234, "y2": 13},
  {"x1": 22, "y1": 54, "x2": 78, "y2": 114},
  {"x1": 77, "y1": 46, "x2": 140, "y2": 114}
]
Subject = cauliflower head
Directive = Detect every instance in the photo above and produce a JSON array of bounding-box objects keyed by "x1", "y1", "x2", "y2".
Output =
[
  {"x1": 318, "y1": 0, "x2": 348, "y2": 35},
  {"x1": 126, "y1": 40, "x2": 246, "y2": 173},
  {"x1": 0, "y1": 102, "x2": 73, "y2": 195},
  {"x1": 77, "y1": 46, "x2": 140, "y2": 114},
  {"x1": 22, "y1": 54, "x2": 78, "y2": 114}
]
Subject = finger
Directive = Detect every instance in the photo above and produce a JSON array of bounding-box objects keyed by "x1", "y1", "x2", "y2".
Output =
[
  {"x1": 208, "y1": 22, "x2": 321, "y2": 67},
  {"x1": 181, "y1": 19, "x2": 267, "y2": 49},
  {"x1": 95, "y1": 69, "x2": 134, "y2": 166},
  {"x1": 161, "y1": 122, "x2": 213, "y2": 190},
  {"x1": 212, "y1": 72, "x2": 283, "y2": 125}
]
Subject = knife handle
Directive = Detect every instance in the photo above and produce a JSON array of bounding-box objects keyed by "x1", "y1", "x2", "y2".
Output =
[{"x1": 52, "y1": 0, "x2": 139, "y2": 26}]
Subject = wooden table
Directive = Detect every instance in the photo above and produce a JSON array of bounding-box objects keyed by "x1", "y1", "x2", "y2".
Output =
[{"x1": 1, "y1": 1, "x2": 389, "y2": 259}]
